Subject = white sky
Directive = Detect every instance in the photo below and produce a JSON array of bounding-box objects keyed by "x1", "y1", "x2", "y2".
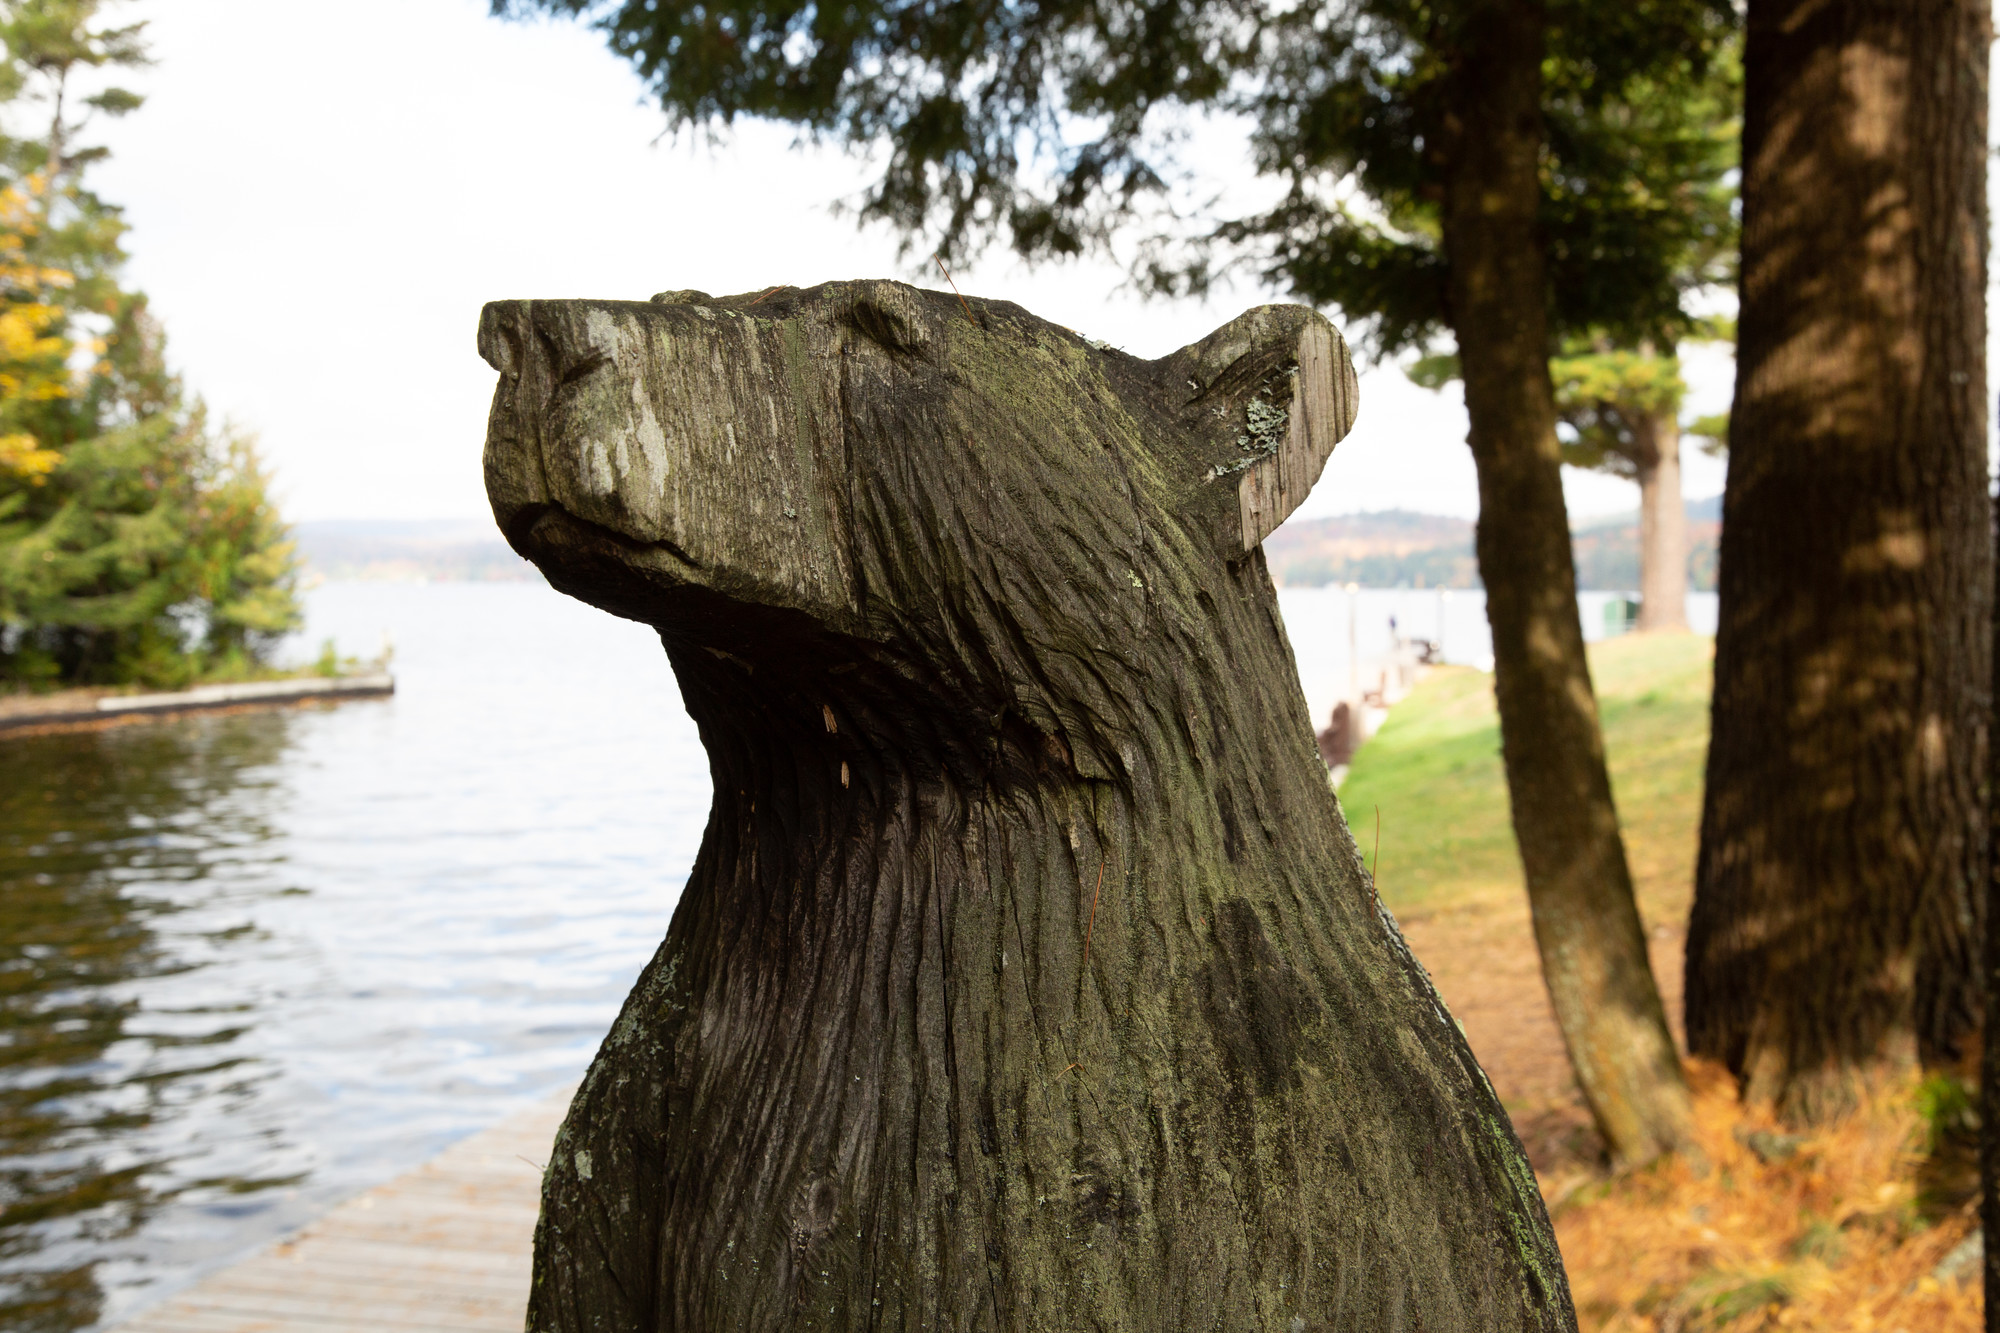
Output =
[{"x1": 80, "y1": 0, "x2": 1733, "y2": 525}]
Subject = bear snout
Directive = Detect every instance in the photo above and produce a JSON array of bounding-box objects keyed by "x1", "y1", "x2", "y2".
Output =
[{"x1": 481, "y1": 295, "x2": 859, "y2": 632}]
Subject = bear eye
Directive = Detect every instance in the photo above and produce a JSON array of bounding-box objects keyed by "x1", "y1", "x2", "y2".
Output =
[
  {"x1": 559, "y1": 348, "x2": 612, "y2": 387},
  {"x1": 848, "y1": 299, "x2": 924, "y2": 355}
]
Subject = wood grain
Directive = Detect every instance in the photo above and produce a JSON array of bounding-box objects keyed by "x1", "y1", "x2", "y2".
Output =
[
  {"x1": 1237, "y1": 317, "x2": 1360, "y2": 552},
  {"x1": 479, "y1": 281, "x2": 1574, "y2": 1331}
]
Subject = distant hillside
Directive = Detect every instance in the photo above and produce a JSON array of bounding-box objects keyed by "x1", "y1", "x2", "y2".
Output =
[
  {"x1": 297, "y1": 501, "x2": 1720, "y2": 591},
  {"x1": 292, "y1": 520, "x2": 537, "y2": 582},
  {"x1": 1569, "y1": 497, "x2": 1721, "y2": 593},
  {"x1": 1266, "y1": 498, "x2": 1721, "y2": 591},
  {"x1": 1263, "y1": 509, "x2": 1478, "y2": 589}
]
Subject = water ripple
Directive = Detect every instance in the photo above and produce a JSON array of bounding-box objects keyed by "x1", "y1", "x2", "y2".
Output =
[{"x1": 0, "y1": 582, "x2": 703, "y2": 1330}]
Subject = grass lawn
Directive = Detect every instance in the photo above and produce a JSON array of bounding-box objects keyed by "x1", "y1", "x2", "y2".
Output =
[{"x1": 1337, "y1": 631, "x2": 1715, "y2": 931}]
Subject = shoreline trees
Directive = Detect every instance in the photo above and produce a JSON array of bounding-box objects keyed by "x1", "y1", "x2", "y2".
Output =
[{"x1": 0, "y1": 0, "x2": 299, "y2": 690}]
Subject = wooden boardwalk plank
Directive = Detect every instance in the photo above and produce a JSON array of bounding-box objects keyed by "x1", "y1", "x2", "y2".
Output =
[{"x1": 116, "y1": 1089, "x2": 572, "y2": 1332}]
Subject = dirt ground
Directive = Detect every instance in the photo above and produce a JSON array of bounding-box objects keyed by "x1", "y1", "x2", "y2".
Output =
[{"x1": 1398, "y1": 895, "x2": 1688, "y2": 1173}]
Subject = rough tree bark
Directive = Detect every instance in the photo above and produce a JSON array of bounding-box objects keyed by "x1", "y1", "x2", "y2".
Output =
[
  {"x1": 1438, "y1": 0, "x2": 1695, "y2": 1166},
  {"x1": 478, "y1": 280, "x2": 1576, "y2": 1330},
  {"x1": 1633, "y1": 412, "x2": 1689, "y2": 634},
  {"x1": 1688, "y1": 0, "x2": 1991, "y2": 1124}
]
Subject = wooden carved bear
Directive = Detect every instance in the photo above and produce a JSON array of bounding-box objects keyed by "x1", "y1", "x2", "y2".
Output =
[{"x1": 477, "y1": 280, "x2": 1574, "y2": 1332}]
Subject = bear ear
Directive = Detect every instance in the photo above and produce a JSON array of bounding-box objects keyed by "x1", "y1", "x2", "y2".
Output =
[{"x1": 1163, "y1": 306, "x2": 1360, "y2": 554}]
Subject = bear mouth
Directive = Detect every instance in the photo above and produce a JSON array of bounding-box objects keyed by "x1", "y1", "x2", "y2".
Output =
[
  {"x1": 501, "y1": 500, "x2": 700, "y2": 576},
  {"x1": 500, "y1": 501, "x2": 714, "y2": 629},
  {"x1": 505, "y1": 496, "x2": 903, "y2": 742}
]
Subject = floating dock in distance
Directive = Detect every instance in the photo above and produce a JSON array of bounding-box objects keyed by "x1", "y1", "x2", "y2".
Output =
[
  {"x1": 0, "y1": 674, "x2": 395, "y2": 736},
  {"x1": 113, "y1": 1089, "x2": 567, "y2": 1332}
]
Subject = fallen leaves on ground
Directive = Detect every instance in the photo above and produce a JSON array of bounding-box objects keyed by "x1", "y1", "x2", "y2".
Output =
[{"x1": 1549, "y1": 1062, "x2": 1981, "y2": 1332}]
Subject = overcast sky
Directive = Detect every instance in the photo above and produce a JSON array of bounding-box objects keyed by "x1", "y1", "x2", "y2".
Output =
[{"x1": 77, "y1": 0, "x2": 1735, "y2": 525}]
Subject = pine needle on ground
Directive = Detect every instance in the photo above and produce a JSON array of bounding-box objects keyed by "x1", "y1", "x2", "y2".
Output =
[{"x1": 1551, "y1": 1063, "x2": 1980, "y2": 1332}]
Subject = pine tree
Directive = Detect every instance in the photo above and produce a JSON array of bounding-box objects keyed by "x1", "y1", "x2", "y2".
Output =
[
  {"x1": 1547, "y1": 344, "x2": 1716, "y2": 631},
  {"x1": 0, "y1": 0, "x2": 300, "y2": 688},
  {"x1": 1406, "y1": 42, "x2": 1739, "y2": 633}
]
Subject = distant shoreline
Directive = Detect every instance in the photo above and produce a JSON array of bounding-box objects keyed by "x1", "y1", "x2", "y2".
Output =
[
  {"x1": 291, "y1": 518, "x2": 540, "y2": 584},
  {"x1": 1260, "y1": 499, "x2": 1721, "y2": 591},
  {"x1": 291, "y1": 507, "x2": 1722, "y2": 590}
]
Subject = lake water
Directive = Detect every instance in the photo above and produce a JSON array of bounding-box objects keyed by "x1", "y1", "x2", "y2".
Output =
[{"x1": 0, "y1": 578, "x2": 1713, "y2": 1330}]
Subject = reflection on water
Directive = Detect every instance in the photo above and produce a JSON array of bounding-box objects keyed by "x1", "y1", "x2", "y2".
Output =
[
  {"x1": 1, "y1": 716, "x2": 298, "y2": 1331},
  {"x1": 0, "y1": 582, "x2": 710, "y2": 1330}
]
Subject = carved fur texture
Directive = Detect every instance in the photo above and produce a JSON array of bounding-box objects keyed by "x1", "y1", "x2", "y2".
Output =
[{"x1": 478, "y1": 280, "x2": 1573, "y2": 1331}]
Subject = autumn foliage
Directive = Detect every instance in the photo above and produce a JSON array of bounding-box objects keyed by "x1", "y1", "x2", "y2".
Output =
[{"x1": 1551, "y1": 1064, "x2": 1981, "y2": 1331}]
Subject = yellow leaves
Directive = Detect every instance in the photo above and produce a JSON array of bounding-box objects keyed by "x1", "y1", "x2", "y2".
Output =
[
  {"x1": 0, "y1": 429, "x2": 58, "y2": 481},
  {"x1": 0, "y1": 172, "x2": 74, "y2": 297},
  {"x1": 0, "y1": 171, "x2": 75, "y2": 484},
  {"x1": 0, "y1": 298, "x2": 68, "y2": 386}
]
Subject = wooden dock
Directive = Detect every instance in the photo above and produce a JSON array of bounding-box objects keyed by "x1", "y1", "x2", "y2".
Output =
[
  {"x1": 117, "y1": 1090, "x2": 570, "y2": 1332},
  {"x1": 0, "y1": 674, "x2": 395, "y2": 737}
]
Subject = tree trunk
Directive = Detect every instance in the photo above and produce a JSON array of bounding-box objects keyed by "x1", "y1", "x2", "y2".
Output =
[
  {"x1": 1987, "y1": 467, "x2": 2000, "y2": 1329},
  {"x1": 1437, "y1": 0, "x2": 1694, "y2": 1168},
  {"x1": 1633, "y1": 412, "x2": 1689, "y2": 633},
  {"x1": 479, "y1": 282, "x2": 1576, "y2": 1330},
  {"x1": 1687, "y1": 0, "x2": 1991, "y2": 1124}
]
